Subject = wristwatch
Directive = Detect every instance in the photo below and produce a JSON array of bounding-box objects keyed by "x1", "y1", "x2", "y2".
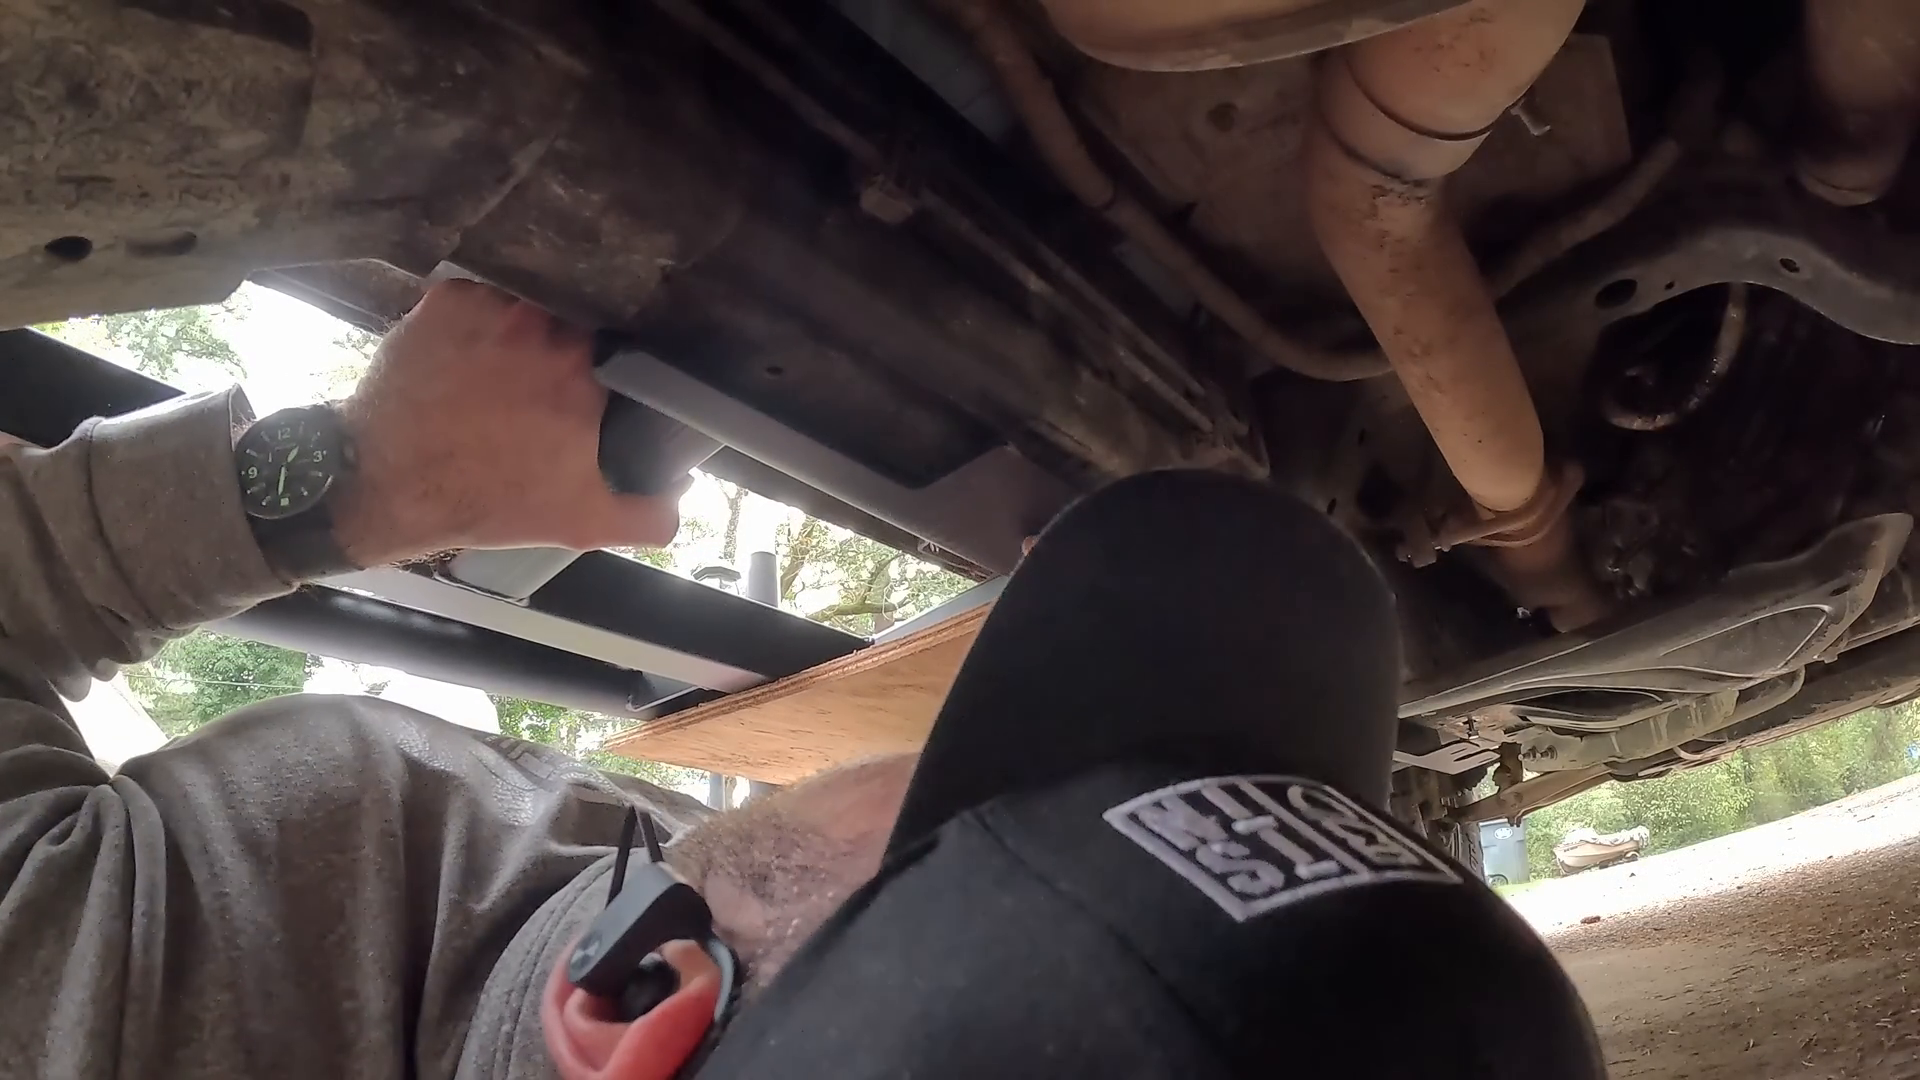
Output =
[{"x1": 234, "y1": 403, "x2": 359, "y2": 581}]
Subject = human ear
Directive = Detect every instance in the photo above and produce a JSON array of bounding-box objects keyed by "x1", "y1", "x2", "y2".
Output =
[{"x1": 541, "y1": 938, "x2": 721, "y2": 1080}]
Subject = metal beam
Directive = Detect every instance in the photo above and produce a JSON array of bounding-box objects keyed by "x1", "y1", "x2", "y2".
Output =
[
  {"x1": 597, "y1": 348, "x2": 1072, "y2": 575},
  {"x1": 216, "y1": 587, "x2": 689, "y2": 718},
  {"x1": 533, "y1": 552, "x2": 863, "y2": 678},
  {"x1": 1450, "y1": 766, "x2": 1611, "y2": 824},
  {"x1": 441, "y1": 547, "x2": 582, "y2": 602},
  {"x1": 328, "y1": 557, "x2": 864, "y2": 693},
  {"x1": 700, "y1": 447, "x2": 991, "y2": 582},
  {"x1": 326, "y1": 568, "x2": 760, "y2": 692},
  {"x1": 0, "y1": 329, "x2": 178, "y2": 444},
  {"x1": 0, "y1": 328, "x2": 866, "y2": 701}
]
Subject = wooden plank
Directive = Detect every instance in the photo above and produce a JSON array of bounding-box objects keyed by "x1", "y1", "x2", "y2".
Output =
[{"x1": 603, "y1": 606, "x2": 988, "y2": 783}]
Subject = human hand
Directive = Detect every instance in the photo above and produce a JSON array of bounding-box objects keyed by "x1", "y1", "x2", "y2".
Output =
[{"x1": 331, "y1": 280, "x2": 684, "y2": 567}]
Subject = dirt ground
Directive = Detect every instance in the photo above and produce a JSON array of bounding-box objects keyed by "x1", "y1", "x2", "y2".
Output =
[{"x1": 1506, "y1": 774, "x2": 1920, "y2": 1078}]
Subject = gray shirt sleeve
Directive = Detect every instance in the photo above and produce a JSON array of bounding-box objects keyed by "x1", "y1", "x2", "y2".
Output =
[
  {"x1": 0, "y1": 389, "x2": 287, "y2": 1076},
  {"x1": 0, "y1": 393, "x2": 709, "y2": 1079},
  {"x1": 0, "y1": 388, "x2": 287, "y2": 704}
]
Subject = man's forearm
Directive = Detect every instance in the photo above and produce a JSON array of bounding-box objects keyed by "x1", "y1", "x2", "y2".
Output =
[
  {"x1": 0, "y1": 280, "x2": 688, "y2": 738},
  {"x1": 0, "y1": 389, "x2": 290, "y2": 708}
]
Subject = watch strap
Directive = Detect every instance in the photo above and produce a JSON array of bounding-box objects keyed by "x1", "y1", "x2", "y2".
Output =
[{"x1": 251, "y1": 501, "x2": 358, "y2": 581}]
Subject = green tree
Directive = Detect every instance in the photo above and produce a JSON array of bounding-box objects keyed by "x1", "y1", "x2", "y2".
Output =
[
  {"x1": 1611, "y1": 758, "x2": 1753, "y2": 851},
  {"x1": 492, "y1": 695, "x2": 702, "y2": 788},
  {"x1": 1521, "y1": 704, "x2": 1920, "y2": 877},
  {"x1": 334, "y1": 324, "x2": 382, "y2": 360},
  {"x1": 323, "y1": 323, "x2": 382, "y2": 397},
  {"x1": 126, "y1": 630, "x2": 316, "y2": 737},
  {"x1": 717, "y1": 482, "x2": 746, "y2": 563},
  {"x1": 1738, "y1": 704, "x2": 1920, "y2": 824},
  {"x1": 40, "y1": 300, "x2": 245, "y2": 382},
  {"x1": 775, "y1": 515, "x2": 970, "y2": 635}
]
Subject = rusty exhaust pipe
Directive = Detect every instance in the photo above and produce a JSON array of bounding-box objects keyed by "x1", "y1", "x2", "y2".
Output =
[
  {"x1": 1305, "y1": 0, "x2": 1607, "y2": 630},
  {"x1": 1797, "y1": 0, "x2": 1920, "y2": 206},
  {"x1": 930, "y1": 0, "x2": 1390, "y2": 382}
]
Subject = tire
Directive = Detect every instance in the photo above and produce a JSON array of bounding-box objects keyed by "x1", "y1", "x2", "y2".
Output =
[
  {"x1": 1488, "y1": 874, "x2": 1510, "y2": 887},
  {"x1": 1390, "y1": 766, "x2": 1485, "y2": 879},
  {"x1": 1431, "y1": 815, "x2": 1486, "y2": 879}
]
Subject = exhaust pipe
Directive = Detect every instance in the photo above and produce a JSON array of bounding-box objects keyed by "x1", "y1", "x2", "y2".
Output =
[
  {"x1": 1797, "y1": 0, "x2": 1920, "y2": 206},
  {"x1": 1305, "y1": 0, "x2": 1607, "y2": 630},
  {"x1": 929, "y1": 0, "x2": 1391, "y2": 382}
]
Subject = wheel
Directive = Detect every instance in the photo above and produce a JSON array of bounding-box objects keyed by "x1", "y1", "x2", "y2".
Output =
[
  {"x1": 1488, "y1": 873, "x2": 1510, "y2": 887},
  {"x1": 1390, "y1": 767, "x2": 1486, "y2": 879},
  {"x1": 1430, "y1": 814, "x2": 1486, "y2": 879}
]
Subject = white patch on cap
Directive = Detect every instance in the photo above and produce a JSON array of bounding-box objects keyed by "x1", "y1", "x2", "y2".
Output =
[{"x1": 1103, "y1": 775, "x2": 1461, "y2": 921}]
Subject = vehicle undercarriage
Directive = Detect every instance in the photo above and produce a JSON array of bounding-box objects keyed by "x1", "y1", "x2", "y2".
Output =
[{"x1": 8, "y1": 0, "x2": 1920, "y2": 855}]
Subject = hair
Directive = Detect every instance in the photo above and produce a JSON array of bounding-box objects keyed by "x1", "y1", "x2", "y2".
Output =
[{"x1": 666, "y1": 754, "x2": 916, "y2": 986}]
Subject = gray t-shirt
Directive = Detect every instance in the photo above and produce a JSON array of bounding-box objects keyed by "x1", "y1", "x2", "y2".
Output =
[{"x1": 0, "y1": 390, "x2": 707, "y2": 1077}]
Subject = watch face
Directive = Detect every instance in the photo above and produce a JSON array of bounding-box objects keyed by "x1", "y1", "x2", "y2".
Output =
[{"x1": 237, "y1": 409, "x2": 343, "y2": 520}]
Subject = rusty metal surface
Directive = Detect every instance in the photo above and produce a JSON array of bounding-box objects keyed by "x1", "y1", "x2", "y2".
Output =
[
  {"x1": 1797, "y1": 0, "x2": 1920, "y2": 206},
  {"x1": 1, "y1": 0, "x2": 1258, "y2": 495},
  {"x1": 0, "y1": 0, "x2": 580, "y2": 324},
  {"x1": 1345, "y1": 165, "x2": 1920, "y2": 555},
  {"x1": 1307, "y1": 135, "x2": 1546, "y2": 513},
  {"x1": 1302, "y1": 0, "x2": 1608, "y2": 631},
  {"x1": 1073, "y1": 33, "x2": 1633, "y2": 309},
  {"x1": 1487, "y1": 161, "x2": 1920, "y2": 497},
  {"x1": 1034, "y1": 0, "x2": 1468, "y2": 71},
  {"x1": 926, "y1": 0, "x2": 1386, "y2": 381},
  {"x1": 1599, "y1": 283, "x2": 1749, "y2": 432},
  {"x1": 1514, "y1": 671, "x2": 1803, "y2": 773},
  {"x1": 1451, "y1": 765, "x2": 1610, "y2": 823},
  {"x1": 1325, "y1": 0, "x2": 1587, "y2": 181},
  {"x1": 1612, "y1": 624, "x2": 1920, "y2": 777},
  {"x1": 1505, "y1": 167, "x2": 1920, "y2": 352},
  {"x1": 1302, "y1": 0, "x2": 1575, "y2": 502},
  {"x1": 1580, "y1": 290, "x2": 1906, "y2": 606},
  {"x1": 631, "y1": 0, "x2": 1260, "y2": 477}
]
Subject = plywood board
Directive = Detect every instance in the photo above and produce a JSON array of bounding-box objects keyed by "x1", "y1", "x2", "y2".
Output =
[{"x1": 604, "y1": 607, "x2": 988, "y2": 783}]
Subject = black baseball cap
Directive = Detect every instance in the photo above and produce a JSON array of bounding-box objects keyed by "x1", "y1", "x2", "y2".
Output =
[{"x1": 698, "y1": 470, "x2": 1603, "y2": 1078}]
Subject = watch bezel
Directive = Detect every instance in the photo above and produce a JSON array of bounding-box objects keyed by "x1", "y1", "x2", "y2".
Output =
[{"x1": 236, "y1": 405, "x2": 347, "y2": 522}]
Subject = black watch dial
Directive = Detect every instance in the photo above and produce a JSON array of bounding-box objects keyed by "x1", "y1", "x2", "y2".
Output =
[{"x1": 236, "y1": 408, "x2": 346, "y2": 520}]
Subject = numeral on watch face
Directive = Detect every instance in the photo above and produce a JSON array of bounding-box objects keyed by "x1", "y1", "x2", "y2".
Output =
[{"x1": 236, "y1": 413, "x2": 340, "y2": 519}]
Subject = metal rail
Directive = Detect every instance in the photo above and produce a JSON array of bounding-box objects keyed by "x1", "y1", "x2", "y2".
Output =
[{"x1": 0, "y1": 328, "x2": 868, "y2": 715}]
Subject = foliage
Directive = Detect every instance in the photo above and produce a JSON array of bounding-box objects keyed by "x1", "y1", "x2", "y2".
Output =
[
  {"x1": 323, "y1": 324, "x2": 382, "y2": 397},
  {"x1": 491, "y1": 695, "x2": 702, "y2": 788},
  {"x1": 39, "y1": 300, "x2": 246, "y2": 382},
  {"x1": 334, "y1": 324, "x2": 383, "y2": 360},
  {"x1": 62, "y1": 295, "x2": 969, "y2": 789},
  {"x1": 120, "y1": 630, "x2": 699, "y2": 786},
  {"x1": 64, "y1": 299, "x2": 1920, "y2": 829},
  {"x1": 125, "y1": 630, "x2": 316, "y2": 737},
  {"x1": 1522, "y1": 704, "x2": 1920, "y2": 878},
  {"x1": 775, "y1": 515, "x2": 971, "y2": 635},
  {"x1": 614, "y1": 508, "x2": 715, "y2": 573},
  {"x1": 717, "y1": 482, "x2": 746, "y2": 563}
]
